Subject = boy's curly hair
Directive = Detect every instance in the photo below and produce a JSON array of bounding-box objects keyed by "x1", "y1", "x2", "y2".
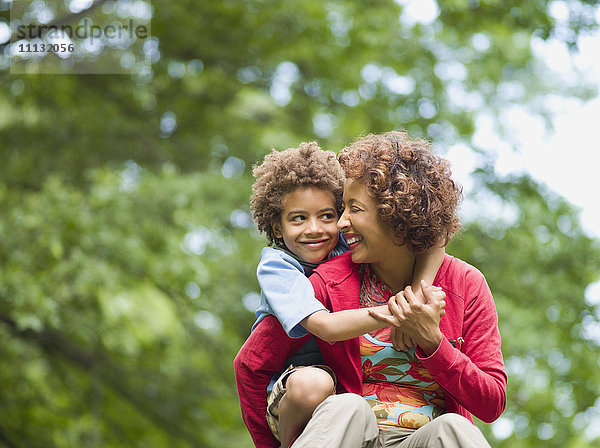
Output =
[
  {"x1": 251, "y1": 142, "x2": 345, "y2": 244},
  {"x1": 338, "y1": 131, "x2": 462, "y2": 255}
]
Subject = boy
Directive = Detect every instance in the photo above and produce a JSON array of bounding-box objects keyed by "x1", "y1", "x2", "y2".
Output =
[{"x1": 236, "y1": 142, "x2": 445, "y2": 448}]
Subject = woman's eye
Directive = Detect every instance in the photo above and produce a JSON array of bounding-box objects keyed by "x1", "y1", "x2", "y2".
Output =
[
  {"x1": 322, "y1": 213, "x2": 335, "y2": 220},
  {"x1": 292, "y1": 215, "x2": 305, "y2": 222}
]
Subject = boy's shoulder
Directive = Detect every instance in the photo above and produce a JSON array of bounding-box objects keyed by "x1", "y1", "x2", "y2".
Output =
[
  {"x1": 259, "y1": 245, "x2": 303, "y2": 269},
  {"x1": 260, "y1": 245, "x2": 294, "y2": 261},
  {"x1": 260, "y1": 245, "x2": 282, "y2": 259}
]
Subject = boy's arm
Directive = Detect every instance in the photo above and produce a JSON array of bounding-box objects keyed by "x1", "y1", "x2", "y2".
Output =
[
  {"x1": 257, "y1": 247, "x2": 327, "y2": 338},
  {"x1": 300, "y1": 306, "x2": 391, "y2": 343},
  {"x1": 260, "y1": 247, "x2": 445, "y2": 344},
  {"x1": 301, "y1": 247, "x2": 446, "y2": 344},
  {"x1": 389, "y1": 245, "x2": 445, "y2": 350},
  {"x1": 411, "y1": 245, "x2": 445, "y2": 295},
  {"x1": 259, "y1": 248, "x2": 389, "y2": 343}
]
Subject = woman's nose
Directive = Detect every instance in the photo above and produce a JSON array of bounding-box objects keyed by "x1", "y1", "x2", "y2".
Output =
[{"x1": 337, "y1": 210, "x2": 349, "y2": 231}]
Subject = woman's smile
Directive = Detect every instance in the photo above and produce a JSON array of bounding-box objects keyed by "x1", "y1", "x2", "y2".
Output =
[
  {"x1": 344, "y1": 233, "x2": 363, "y2": 249},
  {"x1": 337, "y1": 179, "x2": 396, "y2": 265}
]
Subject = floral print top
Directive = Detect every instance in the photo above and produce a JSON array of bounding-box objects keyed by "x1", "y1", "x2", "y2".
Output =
[{"x1": 359, "y1": 264, "x2": 446, "y2": 429}]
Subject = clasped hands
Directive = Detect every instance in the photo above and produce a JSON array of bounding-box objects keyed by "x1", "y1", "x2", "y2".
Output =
[{"x1": 367, "y1": 280, "x2": 446, "y2": 355}]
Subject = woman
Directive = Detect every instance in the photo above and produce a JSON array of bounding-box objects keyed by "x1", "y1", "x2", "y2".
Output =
[{"x1": 235, "y1": 131, "x2": 506, "y2": 448}]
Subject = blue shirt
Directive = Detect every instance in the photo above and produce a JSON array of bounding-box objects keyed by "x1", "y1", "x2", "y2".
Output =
[{"x1": 252, "y1": 233, "x2": 349, "y2": 338}]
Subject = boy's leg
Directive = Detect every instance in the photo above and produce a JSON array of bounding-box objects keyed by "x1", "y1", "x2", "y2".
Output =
[{"x1": 278, "y1": 367, "x2": 336, "y2": 448}]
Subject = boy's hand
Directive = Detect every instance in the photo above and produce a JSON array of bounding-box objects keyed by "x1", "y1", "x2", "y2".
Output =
[
  {"x1": 389, "y1": 327, "x2": 416, "y2": 352},
  {"x1": 420, "y1": 280, "x2": 446, "y2": 317},
  {"x1": 367, "y1": 281, "x2": 446, "y2": 325},
  {"x1": 367, "y1": 304, "x2": 416, "y2": 351},
  {"x1": 367, "y1": 281, "x2": 446, "y2": 351},
  {"x1": 367, "y1": 299, "x2": 403, "y2": 327}
]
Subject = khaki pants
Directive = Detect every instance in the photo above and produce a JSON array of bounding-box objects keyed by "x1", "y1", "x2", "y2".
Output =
[
  {"x1": 291, "y1": 394, "x2": 492, "y2": 448},
  {"x1": 266, "y1": 365, "x2": 336, "y2": 441}
]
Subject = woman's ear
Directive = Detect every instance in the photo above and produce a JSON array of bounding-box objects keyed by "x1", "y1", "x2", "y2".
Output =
[{"x1": 272, "y1": 221, "x2": 283, "y2": 239}]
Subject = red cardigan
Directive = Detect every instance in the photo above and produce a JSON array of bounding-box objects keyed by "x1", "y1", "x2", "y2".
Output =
[{"x1": 234, "y1": 253, "x2": 507, "y2": 448}]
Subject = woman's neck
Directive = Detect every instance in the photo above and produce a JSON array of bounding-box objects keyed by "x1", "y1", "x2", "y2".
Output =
[{"x1": 370, "y1": 249, "x2": 416, "y2": 294}]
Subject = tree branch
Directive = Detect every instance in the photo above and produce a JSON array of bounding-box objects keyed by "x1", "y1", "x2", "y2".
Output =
[
  {"x1": 0, "y1": 422, "x2": 21, "y2": 448},
  {"x1": 0, "y1": 314, "x2": 201, "y2": 445}
]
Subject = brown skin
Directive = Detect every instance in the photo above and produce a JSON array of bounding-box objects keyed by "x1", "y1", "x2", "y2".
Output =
[
  {"x1": 338, "y1": 131, "x2": 462, "y2": 255},
  {"x1": 272, "y1": 182, "x2": 444, "y2": 446},
  {"x1": 337, "y1": 131, "x2": 462, "y2": 356},
  {"x1": 280, "y1": 283, "x2": 446, "y2": 447},
  {"x1": 251, "y1": 142, "x2": 345, "y2": 244},
  {"x1": 339, "y1": 178, "x2": 446, "y2": 354},
  {"x1": 260, "y1": 132, "x2": 458, "y2": 443},
  {"x1": 369, "y1": 281, "x2": 446, "y2": 356},
  {"x1": 277, "y1": 367, "x2": 335, "y2": 448}
]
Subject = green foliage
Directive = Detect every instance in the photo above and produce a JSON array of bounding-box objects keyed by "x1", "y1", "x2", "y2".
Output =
[
  {"x1": 1, "y1": 0, "x2": 599, "y2": 446},
  {"x1": 0, "y1": 168, "x2": 260, "y2": 447},
  {"x1": 448, "y1": 169, "x2": 600, "y2": 446}
]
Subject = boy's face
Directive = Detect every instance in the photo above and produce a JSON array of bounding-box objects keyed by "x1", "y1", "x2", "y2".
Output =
[{"x1": 272, "y1": 187, "x2": 339, "y2": 263}]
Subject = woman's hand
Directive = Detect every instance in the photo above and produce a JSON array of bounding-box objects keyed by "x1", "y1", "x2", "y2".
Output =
[
  {"x1": 368, "y1": 302, "x2": 415, "y2": 351},
  {"x1": 368, "y1": 281, "x2": 446, "y2": 355},
  {"x1": 393, "y1": 282, "x2": 445, "y2": 355}
]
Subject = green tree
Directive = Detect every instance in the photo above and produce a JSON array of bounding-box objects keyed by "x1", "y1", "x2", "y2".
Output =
[{"x1": 1, "y1": 0, "x2": 599, "y2": 446}]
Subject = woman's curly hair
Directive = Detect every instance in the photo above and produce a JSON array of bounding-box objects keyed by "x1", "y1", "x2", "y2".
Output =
[
  {"x1": 338, "y1": 131, "x2": 462, "y2": 255},
  {"x1": 251, "y1": 142, "x2": 345, "y2": 244}
]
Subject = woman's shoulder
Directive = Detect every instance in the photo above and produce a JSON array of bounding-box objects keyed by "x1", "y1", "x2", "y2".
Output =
[
  {"x1": 436, "y1": 254, "x2": 487, "y2": 289},
  {"x1": 311, "y1": 252, "x2": 357, "y2": 284}
]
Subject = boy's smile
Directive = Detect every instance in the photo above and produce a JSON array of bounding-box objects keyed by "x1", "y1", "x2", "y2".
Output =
[{"x1": 272, "y1": 187, "x2": 339, "y2": 264}]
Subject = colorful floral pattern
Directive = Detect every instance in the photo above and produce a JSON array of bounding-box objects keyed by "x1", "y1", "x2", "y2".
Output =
[
  {"x1": 359, "y1": 264, "x2": 445, "y2": 429},
  {"x1": 359, "y1": 264, "x2": 391, "y2": 308},
  {"x1": 360, "y1": 332, "x2": 446, "y2": 429}
]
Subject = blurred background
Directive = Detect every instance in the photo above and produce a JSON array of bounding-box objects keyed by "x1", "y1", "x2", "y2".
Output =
[{"x1": 1, "y1": 0, "x2": 600, "y2": 447}]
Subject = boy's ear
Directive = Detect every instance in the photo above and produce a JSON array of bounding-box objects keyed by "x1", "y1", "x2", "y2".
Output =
[{"x1": 271, "y1": 221, "x2": 283, "y2": 239}]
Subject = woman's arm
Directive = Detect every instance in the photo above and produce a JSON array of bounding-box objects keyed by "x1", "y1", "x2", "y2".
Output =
[
  {"x1": 373, "y1": 269, "x2": 506, "y2": 422},
  {"x1": 418, "y1": 272, "x2": 507, "y2": 422},
  {"x1": 234, "y1": 315, "x2": 309, "y2": 448}
]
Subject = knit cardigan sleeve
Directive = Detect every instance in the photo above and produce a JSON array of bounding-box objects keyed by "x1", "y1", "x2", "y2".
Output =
[{"x1": 417, "y1": 265, "x2": 507, "y2": 423}]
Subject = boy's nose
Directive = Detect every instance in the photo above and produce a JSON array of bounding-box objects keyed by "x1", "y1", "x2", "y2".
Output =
[{"x1": 306, "y1": 218, "x2": 323, "y2": 234}]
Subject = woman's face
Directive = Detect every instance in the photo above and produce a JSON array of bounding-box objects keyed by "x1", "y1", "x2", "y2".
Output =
[{"x1": 337, "y1": 179, "x2": 397, "y2": 265}]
